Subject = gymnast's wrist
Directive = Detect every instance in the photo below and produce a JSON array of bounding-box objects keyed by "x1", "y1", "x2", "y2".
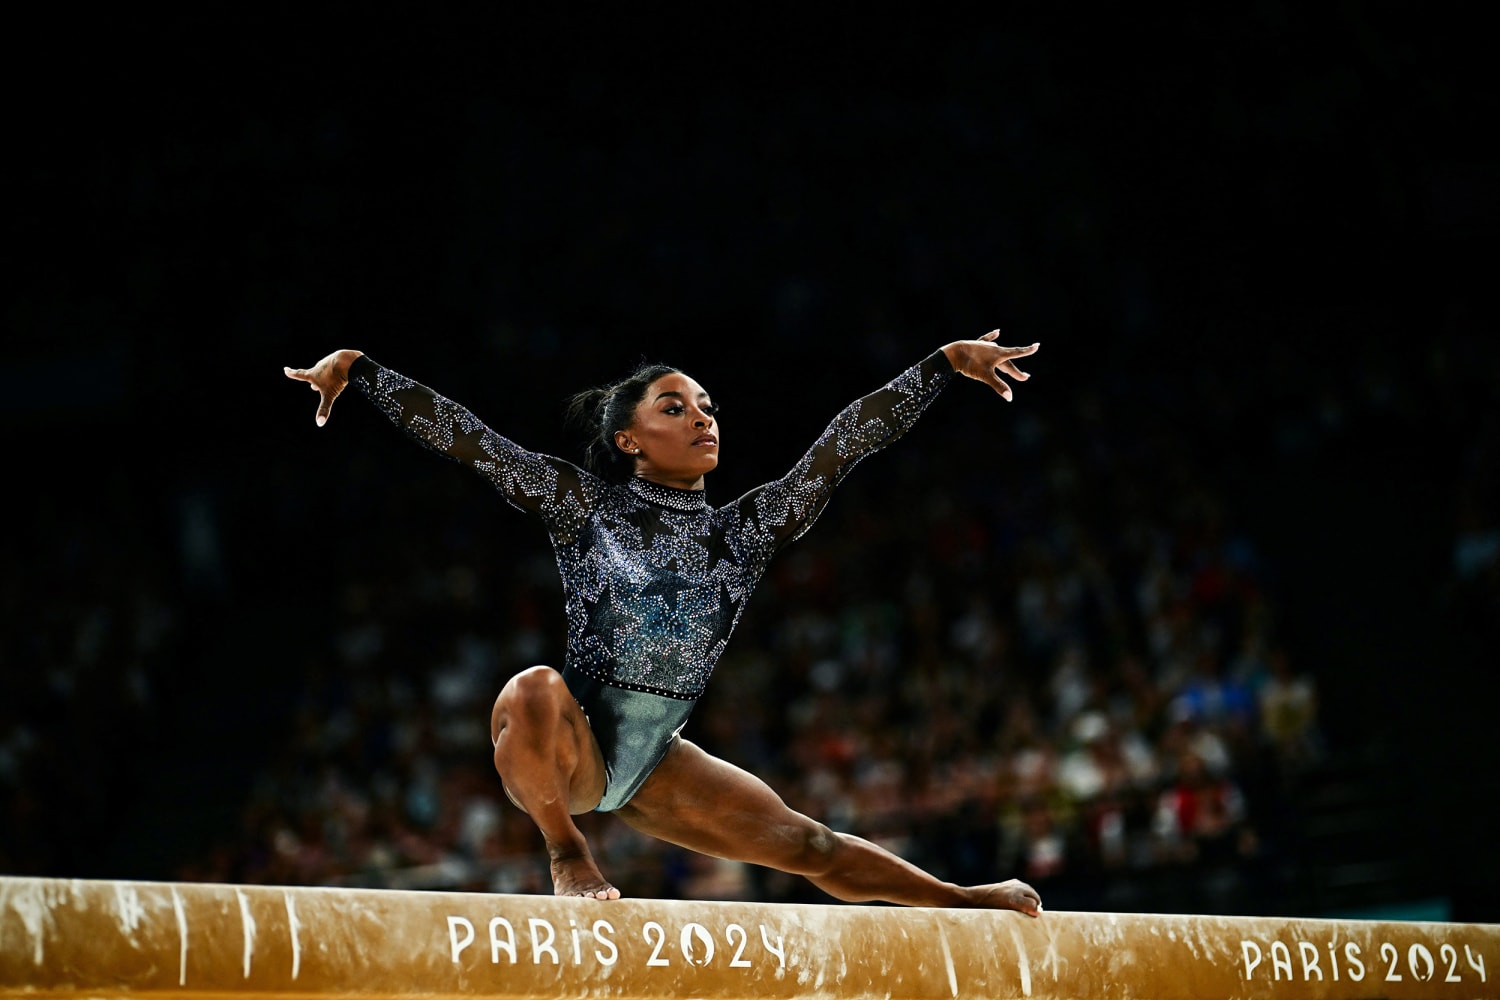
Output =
[{"x1": 939, "y1": 341, "x2": 970, "y2": 371}]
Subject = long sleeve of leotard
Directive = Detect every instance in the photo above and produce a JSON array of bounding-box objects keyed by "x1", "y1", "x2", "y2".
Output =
[
  {"x1": 347, "y1": 356, "x2": 604, "y2": 541},
  {"x1": 738, "y1": 349, "x2": 955, "y2": 551}
]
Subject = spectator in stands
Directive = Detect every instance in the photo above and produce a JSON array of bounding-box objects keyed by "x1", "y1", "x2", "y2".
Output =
[{"x1": 1257, "y1": 648, "x2": 1322, "y2": 770}]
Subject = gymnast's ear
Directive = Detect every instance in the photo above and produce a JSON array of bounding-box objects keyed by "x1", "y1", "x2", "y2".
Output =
[{"x1": 614, "y1": 430, "x2": 640, "y2": 455}]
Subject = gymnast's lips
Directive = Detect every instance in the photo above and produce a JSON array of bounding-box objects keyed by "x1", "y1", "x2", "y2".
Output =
[{"x1": 692, "y1": 434, "x2": 718, "y2": 446}]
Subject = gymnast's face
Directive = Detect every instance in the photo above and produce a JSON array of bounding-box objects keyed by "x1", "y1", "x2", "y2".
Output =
[{"x1": 615, "y1": 372, "x2": 719, "y2": 488}]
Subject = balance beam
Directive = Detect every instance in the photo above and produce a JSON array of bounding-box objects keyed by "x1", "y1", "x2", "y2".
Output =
[{"x1": 1, "y1": 876, "x2": 1495, "y2": 999}]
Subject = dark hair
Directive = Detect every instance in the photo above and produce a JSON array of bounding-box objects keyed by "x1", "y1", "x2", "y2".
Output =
[{"x1": 565, "y1": 362, "x2": 684, "y2": 481}]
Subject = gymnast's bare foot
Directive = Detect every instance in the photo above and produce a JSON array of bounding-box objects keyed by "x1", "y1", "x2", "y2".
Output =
[
  {"x1": 967, "y1": 879, "x2": 1043, "y2": 916},
  {"x1": 550, "y1": 853, "x2": 621, "y2": 900}
]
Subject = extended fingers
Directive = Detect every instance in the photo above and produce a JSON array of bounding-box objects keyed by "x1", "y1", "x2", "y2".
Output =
[
  {"x1": 976, "y1": 332, "x2": 1039, "y2": 361},
  {"x1": 284, "y1": 366, "x2": 328, "y2": 396},
  {"x1": 985, "y1": 369, "x2": 1015, "y2": 401},
  {"x1": 316, "y1": 397, "x2": 334, "y2": 426},
  {"x1": 285, "y1": 366, "x2": 339, "y2": 426},
  {"x1": 995, "y1": 341, "x2": 1038, "y2": 385}
]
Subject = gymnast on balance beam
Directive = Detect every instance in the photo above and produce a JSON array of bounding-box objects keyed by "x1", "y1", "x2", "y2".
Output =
[{"x1": 285, "y1": 331, "x2": 1042, "y2": 912}]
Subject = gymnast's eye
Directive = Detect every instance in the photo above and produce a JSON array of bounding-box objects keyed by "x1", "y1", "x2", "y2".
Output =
[{"x1": 702, "y1": 403, "x2": 719, "y2": 417}]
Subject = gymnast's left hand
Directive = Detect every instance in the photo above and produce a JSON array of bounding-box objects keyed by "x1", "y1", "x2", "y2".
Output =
[{"x1": 941, "y1": 331, "x2": 1039, "y2": 401}]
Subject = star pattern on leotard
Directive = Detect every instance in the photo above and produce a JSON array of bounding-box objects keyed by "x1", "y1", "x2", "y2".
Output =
[
  {"x1": 633, "y1": 511, "x2": 679, "y2": 552},
  {"x1": 607, "y1": 578, "x2": 720, "y2": 686}
]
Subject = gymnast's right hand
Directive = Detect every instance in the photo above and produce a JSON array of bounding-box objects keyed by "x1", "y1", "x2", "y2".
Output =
[{"x1": 284, "y1": 350, "x2": 364, "y2": 426}]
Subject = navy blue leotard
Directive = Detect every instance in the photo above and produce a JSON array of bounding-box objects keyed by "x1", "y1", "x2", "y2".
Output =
[{"x1": 349, "y1": 351, "x2": 954, "y2": 809}]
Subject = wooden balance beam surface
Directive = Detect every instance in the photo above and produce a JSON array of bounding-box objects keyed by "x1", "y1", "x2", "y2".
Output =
[{"x1": 1, "y1": 876, "x2": 1496, "y2": 999}]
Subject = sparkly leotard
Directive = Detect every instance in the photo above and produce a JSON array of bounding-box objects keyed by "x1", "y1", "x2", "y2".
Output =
[{"x1": 349, "y1": 351, "x2": 955, "y2": 810}]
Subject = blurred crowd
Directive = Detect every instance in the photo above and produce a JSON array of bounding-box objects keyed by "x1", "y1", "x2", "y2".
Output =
[{"x1": 1, "y1": 478, "x2": 184, "y2": 875}]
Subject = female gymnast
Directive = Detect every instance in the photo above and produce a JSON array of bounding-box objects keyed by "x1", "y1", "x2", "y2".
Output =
[{"x1": 284, "y1": 331, "x2": 1043, "y2": 914}]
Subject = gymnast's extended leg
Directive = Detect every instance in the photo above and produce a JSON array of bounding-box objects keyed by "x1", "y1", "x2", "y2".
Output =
[
  {"x1": 490, "y1": 666, "x2": 618, "y2": 899},
  {"x1": 613, "y1": 737, "x2": 1042, "y2": 913}
]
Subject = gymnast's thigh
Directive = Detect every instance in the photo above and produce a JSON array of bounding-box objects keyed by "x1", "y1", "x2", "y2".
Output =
[
  {"x1": 613, "y1": 737, "x2": 832, "y2": 870},
  {"x1": 490, "y1": 665, "x2": 608, "y2": 815}
]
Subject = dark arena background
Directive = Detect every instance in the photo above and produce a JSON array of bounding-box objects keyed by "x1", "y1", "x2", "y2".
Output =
[{"x1": 5, "y1": 2, "x2": 1497, "y2": 938}]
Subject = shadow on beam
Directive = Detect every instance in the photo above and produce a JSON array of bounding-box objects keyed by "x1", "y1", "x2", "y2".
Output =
[{"x1": 1, "y1": 876, "x2": 1496, "y2": 999}]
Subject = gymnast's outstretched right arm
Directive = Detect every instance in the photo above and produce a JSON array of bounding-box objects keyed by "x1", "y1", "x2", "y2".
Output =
[{"x1": 284, "y1": 350, "x2": 602, "y2": 534}]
